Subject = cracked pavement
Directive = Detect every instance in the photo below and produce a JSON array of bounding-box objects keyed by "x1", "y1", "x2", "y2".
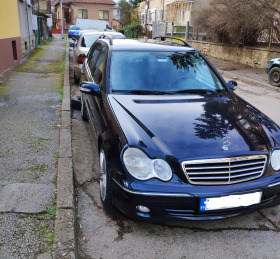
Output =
[{"x1": 70, "y1": 50, "x2": 280, "y2": 258}]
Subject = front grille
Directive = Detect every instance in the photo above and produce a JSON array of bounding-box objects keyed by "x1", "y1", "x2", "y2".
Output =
[{"x1": 182, "y1": 155, "x2": 267, "y2": 185}]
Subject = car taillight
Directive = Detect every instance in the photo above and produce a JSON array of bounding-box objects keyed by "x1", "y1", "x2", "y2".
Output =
[{"x1": 77, "y1": 54, "x2": 86, "y2": 64}]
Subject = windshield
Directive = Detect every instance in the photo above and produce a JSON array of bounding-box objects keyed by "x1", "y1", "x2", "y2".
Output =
[{"x1": 110, "y1": 51, "x2": 225, "y2": 94}]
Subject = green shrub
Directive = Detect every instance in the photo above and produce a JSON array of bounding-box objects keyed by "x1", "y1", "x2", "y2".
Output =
[
  {"x1": 124, "y1": 22, "x2": 141, "y2": 38},
  {"x1": 117, "y1": 29, "x2": 125, "y2": 35}
]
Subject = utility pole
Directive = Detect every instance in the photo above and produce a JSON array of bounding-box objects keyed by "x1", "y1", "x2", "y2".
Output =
[{"x1": 60, "y1": 0, "x2": 64, "y2": 39}]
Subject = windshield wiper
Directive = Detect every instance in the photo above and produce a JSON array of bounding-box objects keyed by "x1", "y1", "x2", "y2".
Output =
[
  {"x1": 168, "y1": 89, "x2": 217, "y2": 95},
  {"x1": 112, "y1": 90, "x2": 173, "y2": 95}
]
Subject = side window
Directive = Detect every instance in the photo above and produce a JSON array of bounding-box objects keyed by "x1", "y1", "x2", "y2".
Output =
[
  {"x1": 87, "y1": 43, "x2": 102, "y2": 73},
  {"x1": 92, "y1": 46, "x2": 107, "y2": 85}
]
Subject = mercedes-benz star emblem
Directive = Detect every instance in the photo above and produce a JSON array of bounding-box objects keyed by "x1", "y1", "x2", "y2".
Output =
[{"x1": 222, "y1": 137, "x2": 232, "y2": 151}]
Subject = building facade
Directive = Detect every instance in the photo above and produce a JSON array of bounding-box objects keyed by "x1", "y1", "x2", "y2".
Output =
[
  {"x1": 0, "y1": 0, "x2": 22, "y2": 73},
  {"x1": 137, "y1": 0, "x2": 210, "y2": 34},
  {"x1": 18, "y1": 0, "x2": 36, "y2": 57},
  {"x1": 53, "y1": 0, "x2": 116, "y2": 29}
]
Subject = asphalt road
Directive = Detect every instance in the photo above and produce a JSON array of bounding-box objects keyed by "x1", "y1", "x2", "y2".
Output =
[{"x1": 70, "y1": 50, "x2": 280, "y2": 259}]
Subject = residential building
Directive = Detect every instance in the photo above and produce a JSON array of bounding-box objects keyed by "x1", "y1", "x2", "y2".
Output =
[
  {"x1": 53, "y1": 0, "x2": 116, "y2": 29},
  {"x1": 112, "y1": 6, "x2": 123, "y2": 30},
  {"x1": 33, "y1": 0, "x2": 52, "y2": 43},
  {"x1": 137, "y1": 0, "x2": 210, "y2": 33},
  {"x1": 0, "y1": 0, "x2": 22, "y2": 73},
  {"x1": 18, "y1": 0, "x2": 36, "y2": 56}
]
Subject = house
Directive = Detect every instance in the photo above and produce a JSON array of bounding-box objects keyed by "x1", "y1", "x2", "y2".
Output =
[
  {"x1": 52, "y1": 0, "x2": 117, "y2": 30},
  {"x1": 137, "y1": 0, "x2": 210, "y2": 37},
  {"x1": 18, "y1": 0, "x2": 36, "y2": 56},
  {"x1": 0, "y1": 0, "x2": 22, "y2": 73},
  {"x1": 112, "y1": 6, "x2": 123, "y2": 30},
  {"x1": 33, "y1": 0, "x2": 52, "y2": 43},
  {"x1": 0, "y1": 0, "x2": 33, "y2": 74}
]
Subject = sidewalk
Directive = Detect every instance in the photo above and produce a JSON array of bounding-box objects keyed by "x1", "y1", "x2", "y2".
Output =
[
  {"x1": 0, "y1": 36, "x2": 72, "y2": 258},
  {"x1": 207, "y1": 56, "x2": 271, "y2": 88}
]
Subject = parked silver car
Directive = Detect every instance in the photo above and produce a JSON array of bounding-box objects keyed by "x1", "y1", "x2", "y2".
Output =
[{"x1": 73, "y1": 31, "x2": 125, "y2": 83}]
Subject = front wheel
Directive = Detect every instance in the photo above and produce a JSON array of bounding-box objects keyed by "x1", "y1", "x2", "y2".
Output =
[
  {"x1": 99, "y1": 145, "x2": 113, "y2": 211},
  {"x1": 268, "y1": 67, "x2": 280, "y2": 87}
]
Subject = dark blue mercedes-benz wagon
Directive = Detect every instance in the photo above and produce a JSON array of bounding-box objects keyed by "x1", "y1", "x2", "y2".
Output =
[{"x1": 79, "y1": 37, "x2": 280, "y2": 221}]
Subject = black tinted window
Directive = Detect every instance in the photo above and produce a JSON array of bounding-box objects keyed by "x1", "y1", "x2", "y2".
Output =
[
  {"x1": 87, "y1": 43, "x2": 102, "y2": 73},
  {"x1": 93, "y1": 46, "x2": 106, "y2": 84}
]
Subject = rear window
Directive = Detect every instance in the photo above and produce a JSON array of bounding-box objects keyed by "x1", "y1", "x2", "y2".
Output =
[
  {"x1": 70, "y1": 26, "x2": 80, "y2": 30},
  {"x1": 82, "y1": 35, "x2": 102, "y2": 47}
]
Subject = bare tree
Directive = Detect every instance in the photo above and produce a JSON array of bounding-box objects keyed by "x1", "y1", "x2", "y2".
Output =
[{"x1": 194, "y1": 0, "x2": 280, "y2": 45}]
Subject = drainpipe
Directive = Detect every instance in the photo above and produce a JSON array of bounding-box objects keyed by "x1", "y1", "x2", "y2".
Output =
[
  {"x1": 60, "y1": 0, "x2": 64, "y2": 39},
  {"x1": 25, "y1": 1, "x2": 31, "y2": 50}
]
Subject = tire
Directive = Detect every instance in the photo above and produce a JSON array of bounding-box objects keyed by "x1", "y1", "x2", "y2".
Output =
[
  {"x1": 74, "y1": 71, "x2": 80, "y2": 84},
  {"x1": 71, "y1": 96, "x2": 81, "y2": 110},
  {"x1": 80, "y1": 95, "x2": 88, "y2": 121},
  {"x1": 268, "y1": 67, "x2": 280, "y2": 87},
  {"x1": 99, "y1": 145, "x2": 113, "y2": 211}
]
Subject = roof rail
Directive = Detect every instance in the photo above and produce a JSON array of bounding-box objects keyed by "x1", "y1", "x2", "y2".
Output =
[
  {"x1": 99, "y1": 34, "x2": 113, "y2": 45},
  {"x1": 153, "y1": 36, "x2": 191, "y2": 47}
]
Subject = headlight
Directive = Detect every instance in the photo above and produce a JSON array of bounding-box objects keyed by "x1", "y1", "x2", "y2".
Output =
[
  {"x1": 123, "y1": 147, "x2": 172, "y2": 181},
  {"x1": 271, "y1": 150, "x2": 280, "y2": 171}
]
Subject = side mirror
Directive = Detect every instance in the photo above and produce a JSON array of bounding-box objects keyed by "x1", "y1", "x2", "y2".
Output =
[
  {"x1": 227, "y1": 80, "x2": 238, "y2": 91},
  {"x1": 69, "y1": 42, "x2": 74, "y2": 48},
  {"x1": 80, "y1": 81, "x2": 102, "y2": 97}
]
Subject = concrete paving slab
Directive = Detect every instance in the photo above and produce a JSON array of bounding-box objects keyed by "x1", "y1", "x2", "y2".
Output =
[
  {"x1": 0, "y1": 183, "x2": 55, "y2": 213},
  {"x1": 0, "y1": 213, "x2": 54, "y2": 259}
]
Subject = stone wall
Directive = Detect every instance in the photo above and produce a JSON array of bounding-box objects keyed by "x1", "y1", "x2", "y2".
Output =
[{"x1": 188, "y1": 40, "x2": 280, "y2": 68}]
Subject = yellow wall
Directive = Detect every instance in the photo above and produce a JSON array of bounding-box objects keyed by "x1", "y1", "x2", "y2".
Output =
[{"x1": 0, "y1": 0, "x2": 20, "y2": 39}]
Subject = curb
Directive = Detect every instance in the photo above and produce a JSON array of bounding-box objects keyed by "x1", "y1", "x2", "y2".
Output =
[{"x1": 54, "y1": 40, "x2": 77, "y2": 259}]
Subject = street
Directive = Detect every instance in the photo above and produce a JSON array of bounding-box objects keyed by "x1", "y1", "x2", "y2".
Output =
[{"x1": 70, "y1": 50, "x2": 280, "y2": 258}]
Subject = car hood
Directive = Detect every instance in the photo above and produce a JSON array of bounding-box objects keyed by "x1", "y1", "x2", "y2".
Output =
[{"x1": 108, "y1": 93, "x2": 270, "y2": 161}]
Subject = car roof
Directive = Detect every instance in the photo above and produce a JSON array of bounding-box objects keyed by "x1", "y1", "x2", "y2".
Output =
[{"x1": 102, "y1": 38, "x2": 194, "y2": 52}]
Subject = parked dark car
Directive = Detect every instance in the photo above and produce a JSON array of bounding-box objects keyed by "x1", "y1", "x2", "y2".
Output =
[
  {"x1": 266, "y1": 57, "x2": 280, "y2": 87},
  {"x1": 79, "y1": 37, "x2": 280, "y2": 222},
  {"x1": 68, "y1": 25, "x2": 81, "y2": 39}
]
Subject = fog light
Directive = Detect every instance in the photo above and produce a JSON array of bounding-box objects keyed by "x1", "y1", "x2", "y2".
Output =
[{"x1": 136, "y1": 205, "x2": 150, "y2": 213}]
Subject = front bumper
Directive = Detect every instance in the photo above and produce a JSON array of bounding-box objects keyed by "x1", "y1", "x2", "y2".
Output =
[{"x1": 112, "y1": 178, "x2": 280, "y2": 221}]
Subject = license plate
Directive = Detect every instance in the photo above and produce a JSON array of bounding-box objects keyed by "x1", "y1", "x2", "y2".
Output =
[{"x1": 199, "y1": 192, "x2": 262, "y2": 211}]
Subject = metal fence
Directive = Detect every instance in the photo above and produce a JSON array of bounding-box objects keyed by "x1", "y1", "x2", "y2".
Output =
[
  {"x1": 151, "y1": 21, "x2": 279, "y2": 48},
  {"x1": 152, "y1": 21, "x2": 207, "y2": 42}
]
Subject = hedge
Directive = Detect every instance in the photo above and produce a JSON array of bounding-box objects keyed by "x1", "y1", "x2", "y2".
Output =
[{"x1": 124, "y1": 22, "x2": 141, "y2": 38}]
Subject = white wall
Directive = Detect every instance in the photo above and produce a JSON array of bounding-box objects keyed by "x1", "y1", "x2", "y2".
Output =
[{"x1": 18, "y1": 0, "x2": 36, "y2": 55}]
